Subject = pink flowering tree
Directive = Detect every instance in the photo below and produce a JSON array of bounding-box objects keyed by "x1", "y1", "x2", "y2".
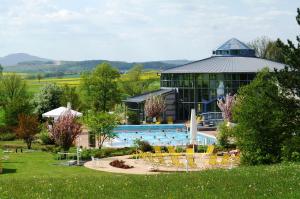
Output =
[
  {"x1": 48, "y1": 112, "x2": 83, "y2": 151},
  {"x1": 217, "y1": 94, "x2": 236, "y2": 123},
  {"x1": 144, "y1": 95, "x2": 166, "y2": 120}
]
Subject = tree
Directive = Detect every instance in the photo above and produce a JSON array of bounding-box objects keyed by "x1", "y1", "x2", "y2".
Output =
[
  {"x1": 274, "y1": 8, "x2": 300, "y2": 161},
  {"x1": 34, "y1": 83, "x2": 63, "y2": 118},
  {"x1": 144, "y1": 95, "x2": 166, "y2": 119},
  {"x1": 0, "y1": 74, "x2": 32, "y2": 127},
  {"x1": 36, "y1": 73, "x2": 43, "y2": 82},
  {"x1": 248, "y1": 36, "x2": 283, "y2": 61},
  {"x1": 0, "y1": 64, "x2": 3, "y2": 76},
  {"x1": 81, "y1": 62, "x2": 120, "y2": 112},
  {"x1": 48, "y1": 112, "x2": 83, "y2": 151},
  {"x1": 60, "y1": 85, "x2": 81, "y2": 110},
  {"x1": 119, "y1": 64, "x2": 159, "y2": 97},
  {"x1": 16, "y1": 114, "x2": 40, "y2": 149},
  {"x1": 84, "y1": 112, "x2": 119, "y2": 149},
  {"x1": 233, "y1": 69, "x2": 285, "y2": 165}
]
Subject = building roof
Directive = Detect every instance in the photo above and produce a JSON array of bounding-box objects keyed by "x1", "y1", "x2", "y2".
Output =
[
  {"x1": 161, "y1": 56, "x2": 286, "y2": 74},
  {"x1": 123, "y1": 89, "x2": 174, "y2": 103},
  {"x1": 42, "y1": 107, "x2": 82, "y2": 118},
  {"x1": 217, "y1": 38, "x2": 252, "y2": 50}
]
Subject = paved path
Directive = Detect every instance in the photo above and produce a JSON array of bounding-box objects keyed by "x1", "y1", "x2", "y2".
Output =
[{"x1": 84, "y1": 154, "x2": 236, "y2": 175}]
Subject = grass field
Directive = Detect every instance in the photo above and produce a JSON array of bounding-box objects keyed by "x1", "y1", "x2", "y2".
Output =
[
  {"x1": 1, "y1": 148, "x2": 300, "y2": 199},
  {"x1": 19, "y1": 71, "x2": 160, "y2": 94}
]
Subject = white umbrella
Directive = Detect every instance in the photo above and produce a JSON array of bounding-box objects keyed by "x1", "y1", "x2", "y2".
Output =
[
  {"x1": 189, "y1": 109, "x2": 197, "y2": 145},
  {"x1": 42, "y1": 106, "x2": 82, "y2": 119}
]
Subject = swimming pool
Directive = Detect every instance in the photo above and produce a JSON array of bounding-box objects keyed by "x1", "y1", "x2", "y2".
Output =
[{"x1": 106, "y1": 124, "x2": 216, "y2": 147}]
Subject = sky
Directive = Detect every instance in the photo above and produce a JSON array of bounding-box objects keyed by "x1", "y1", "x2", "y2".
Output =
[{"x1": 0, "y1": 0, "x2": 299, "y2": 61}]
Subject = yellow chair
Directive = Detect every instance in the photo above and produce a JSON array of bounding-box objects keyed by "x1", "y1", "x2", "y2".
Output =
[
  {"x1": 206, "y1": 145, "x2": 215, "y2": 154},
  {"x1": 154, "y1": 146, "x2": 162, "y2": 154},
  {"x1": 153, "y1": 146, "x2": 167, "y2": 166},
  {"x1": 170, "y1": 155, "x2": 185, "y2": 170},
  {"x1": 219, "y1": 153, "x2": 230, "y2": 168},
  {"x1": 186, "y1": 148, "x2": 197, "y2": 169},
  {"x1": 208, "y1": 154, "x2": 218, "y2": 167},
  {"x1": 167, "y1": 116, "x2": 173, "y2": 124}
]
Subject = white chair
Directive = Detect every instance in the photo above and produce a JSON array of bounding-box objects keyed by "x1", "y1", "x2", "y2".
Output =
[{"x1": 91, "y1": 156, "x2": 100, "y2": 167}]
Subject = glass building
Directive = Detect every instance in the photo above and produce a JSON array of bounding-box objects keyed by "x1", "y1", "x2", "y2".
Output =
[{"x1": 125, "y1": 38, "x2": 285, "y2": 122}]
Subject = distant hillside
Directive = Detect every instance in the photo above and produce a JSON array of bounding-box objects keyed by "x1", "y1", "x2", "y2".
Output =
[
  {"x1": 1, "y1": 53, "x2": 192, "y2": 73},
  {"x1": 0, "y1": 53, "x2": 50, "y2": 66}
]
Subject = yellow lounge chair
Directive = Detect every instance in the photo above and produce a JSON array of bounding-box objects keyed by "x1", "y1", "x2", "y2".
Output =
[
  {"x1": 206, "y1": 145, "x2": 215, "y2": 154},
  {"x1": 208, "y1": 154, "x2": 217, "y2": 168},
  {"x1": 152, "y1": 146, "x2": 167, "y2": 166},
  {"x1": 219, "y1": 153, "x2": 230, "y2": 168},
  {"x1": 167, "y1": 116, "x2": 173, "y2": 124},
  {"x1": 167, "y1": 146, "x2": 184, "y2": 169},
  {"x1": 186, "y1": 148, "x2": 197, "y2": 169}
]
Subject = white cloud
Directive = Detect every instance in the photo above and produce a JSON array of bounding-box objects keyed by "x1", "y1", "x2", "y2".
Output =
[{"x1": 0, "y1": 0, "x2": 298, "y2": 61}]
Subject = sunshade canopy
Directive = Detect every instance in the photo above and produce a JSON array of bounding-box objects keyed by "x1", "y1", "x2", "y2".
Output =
[{"x1": 42, "y1": 107, "x2": 82, "y2": 119}]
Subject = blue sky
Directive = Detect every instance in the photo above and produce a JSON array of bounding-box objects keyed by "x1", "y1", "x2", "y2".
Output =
[{"x1": 0, "y1": 0, "x2": 299, "y2": 61}]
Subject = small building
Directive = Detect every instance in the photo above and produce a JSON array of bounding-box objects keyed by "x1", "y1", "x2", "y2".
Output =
[{"x1": 124, "y1": 38, "x2": 286, "y2": 122}]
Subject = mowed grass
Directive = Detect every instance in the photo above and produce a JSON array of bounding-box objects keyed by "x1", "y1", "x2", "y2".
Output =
[{"x1": 1, "y1": 149, "x2": 300, "y2": 199}]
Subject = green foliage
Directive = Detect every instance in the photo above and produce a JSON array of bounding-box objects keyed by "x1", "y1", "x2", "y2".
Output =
[
  {"x1": 248, "y1": 36, "x2": 284, "y2": 62},
  {"x1": 0, "y1": 132, "x2": 16, "y2": 141},
  {"x1": 119, "y1": 64, "x2": 160, "y2": 97},
  {"x1": 273, "y1": 9, "x2": 300, "y2": 162},
  {"x1": 0, "y1": 74, "x2": 32, "y2": 127},
  {"x1": 83, "y1": 112, "x2": 119, "y2": 149},
  {"x1": 127, "y1": 110, "x2": 140, "y2": 124},
  {"x1": 0, "y1": 64, "x2": 3, "y2": 76},
  {"x1": 233, "y1": 69, "x2": 285, "y2": 165},
  {"x1": 281, "y1": 136, "x2": 300, "y2": 162},
  {"x1": 37, "y1": 127, "x2": 55, "y2": 145},
  {"x1": 217, "y1": 122, "x2": 235, "y2": 149},
  {"x1": 133, "y1": 139, "x2": 153, "y2": 152},
  {"x1": 80, "y1": 62, "x2": 120, "y2": 112},
  {"x1": 34, "y1": 83, "x2": 63, "y2": 118},
  {"x1": 60, "y1": 84, "x2": 81, "y2": 110}
]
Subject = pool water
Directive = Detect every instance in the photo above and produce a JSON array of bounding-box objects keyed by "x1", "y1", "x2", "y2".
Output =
[{"x1": 107, "y1": 124, "x2": 216, "y2": 147}]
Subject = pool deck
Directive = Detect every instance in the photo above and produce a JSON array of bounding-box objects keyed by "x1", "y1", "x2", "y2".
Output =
[{"x1": 84, "y1": 153, "x2": 235, "y2": 175}]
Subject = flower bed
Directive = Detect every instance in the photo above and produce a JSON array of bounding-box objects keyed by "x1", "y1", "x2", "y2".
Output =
[{"x1": 109, "y1": 160, "x2": 134, "y2": 169}]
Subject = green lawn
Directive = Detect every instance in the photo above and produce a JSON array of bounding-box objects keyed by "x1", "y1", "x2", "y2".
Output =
[{"x1": 1, "y1": 149, "x2": 300, "y2": 199}]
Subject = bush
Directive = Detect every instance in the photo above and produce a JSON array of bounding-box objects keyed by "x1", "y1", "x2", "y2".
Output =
[
  {"x1": 127, "y1": 110, "x2": 139, "y2": 124},
  {"x1": 37, "y1": 131, "x2": 55, "y2": 145},
  {"x1": 281, "y1": 136, "x2": 300, "y2": 162},
  {"x1": 0, "y1": 133, "x2": 16, "y2": 141},
  {"x1": 133, "y1": 139, "x2": 153, "y2": 152},
  {"x1": 217, "y1": 122, "x2": 236, "y2": 149},
  {"x1": 80, "y1": 147, "x2": 136, "y2": 160}
]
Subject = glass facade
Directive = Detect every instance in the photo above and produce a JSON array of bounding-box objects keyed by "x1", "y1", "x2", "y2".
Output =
[{"x1": 161, "y1": 73, "x2": 256, "y2": 120}]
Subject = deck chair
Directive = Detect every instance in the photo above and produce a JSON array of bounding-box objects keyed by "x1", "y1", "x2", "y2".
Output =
[
  {"x1": 208, "y1": 154, "x2": 217, "y2": 168},
  {"x1": 152, "y1": 146, "x2": 168, "y2": 166},
  {"x1": 206, "y1": 145, "x2": 215, "y2": 154},
  {"x1": 167, "y1": 116, "x2": 173, "y2": 124},
  {"x1": 186, "y1": 148, "x2": 197, "y2": 169},
  {"x1": 219, "y1": 153, "x2": 230, "y2": 168}
]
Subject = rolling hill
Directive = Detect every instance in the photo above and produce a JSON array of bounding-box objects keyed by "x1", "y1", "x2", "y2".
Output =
[{"x1": 1, "y1": 53, "x2": 191, "y2": 73}]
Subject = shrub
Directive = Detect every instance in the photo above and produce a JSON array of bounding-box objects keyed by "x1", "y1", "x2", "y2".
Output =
[
  {"x1": 127, "y1": 110, "x2": 139, "y2": 124},
  {"x1": 37, "y1": 130, "x2": 55, "y2": 145},
  {"x1": 233, "y1": 70, "x2": 284, "y2": 165},
  {"x1": 217, "y1": 122, "x2": 236, "y2": 149},
  {"x1": 281, "y1": 136, "x2": 300, "y2": 162},
  {"x1": 133, "y1": 139, "x2": 153, "y2": 152},
  {"x1": 0, "y1": 133, "x2": 16, "y2": 141}
]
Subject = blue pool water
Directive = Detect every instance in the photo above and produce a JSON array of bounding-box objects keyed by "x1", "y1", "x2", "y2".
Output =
[{"x1": 108, "y1": 124, "x2": 216, "y2": 147}]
